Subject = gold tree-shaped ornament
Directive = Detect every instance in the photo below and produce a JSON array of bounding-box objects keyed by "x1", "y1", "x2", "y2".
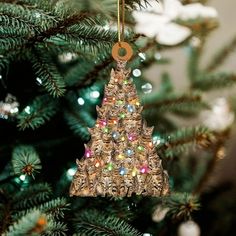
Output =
[{"x1": 70, "y1": 45, "x2": 170, "y2": 197}]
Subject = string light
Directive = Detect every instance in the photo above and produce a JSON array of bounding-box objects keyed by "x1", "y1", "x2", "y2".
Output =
[
  {"x1": 132, "y1": 69, "x2": 141, "y2": 77},
  {"x1": 90, "y1": 91, "x2": 100, "y2": 99},
  {"x1": 24, "y1": 106, "x2": 31, "y2": 114},
  {"x1": 77, "y1": 97, "x2": 85, "y2": 106}
]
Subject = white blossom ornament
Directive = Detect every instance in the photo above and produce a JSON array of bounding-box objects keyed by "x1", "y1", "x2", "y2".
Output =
[
  {"x1": 133, "y1": 0, "x2": 218, "y2": 46},
  {"x1": 178, "y1": 220, "x2": 200, "y2": 236},
  {"x1": 201, "y1": 97, "x2": 234, "y2": 132}
]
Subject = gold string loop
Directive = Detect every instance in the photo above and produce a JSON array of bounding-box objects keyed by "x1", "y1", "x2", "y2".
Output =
[{"x1": 112, "y1": 0, "x2": 133, "y2": 61}]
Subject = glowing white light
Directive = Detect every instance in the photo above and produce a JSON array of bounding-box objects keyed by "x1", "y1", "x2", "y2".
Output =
[
  {"x1": 36, "y1": 77, "x2": 42, "y2": 85},
  {"x1": 67, "y1": 168, "x2": 76, "y2": 176},
  {"x1": 10, "y1": 107, "x2": 19, "y2": 114},
  {"x1": 138, "y1": 52, "x2": 146, "y2": 61},
  {"x1": 143, "y1": 234, "x2": 152, "y2": 236},
  {"x1": 155, "y1": 52, "x2": 162, "y2": 60},
  {"x1": 77, "y1": 97, "x2": 85, "y2": 105},
  {"x1": 24, "y1": 106, "x2": 31, "y2": 114},
  {"x1": 141, "y1": 83, "x2": 153, "y2": 94},
  {"x1": 103, "y1": 24, "x2": 110, "y2": 30},
  {"x1": 58, "y1": 52, "x2": 78, "y2": 63},
  {"x1": 34, "y1": 12, "x2": 41, "y2": 18},
  {"x1": 0, "y1": 75, "x2": 2, "y2": 79},
  {"x1": 90, "y1": 91, "x2": 100, "y2": 99},
  {"x1": 132, "y1": 69, "x2": 141, "y2": 77},
  {"x1": 19, "y1": 175, "x2": 26, "y2": 181},
  {"x1": 153, "y1": 136, "x2": 161, "y2": 146}
]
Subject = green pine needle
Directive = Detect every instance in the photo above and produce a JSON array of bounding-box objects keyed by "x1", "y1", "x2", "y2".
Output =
[
  {"x1": 13, "y1": 183, "x2": 52, "y2": 210},
  {"x1": 74, "y1": 210, "x2": 142, "y2": 236},
  {"x1": 11, "y1": 145, "x2": 42, "y2": 178},
  {"x1": 17, "y1": 95, "x2": 59, "y2": 130},
  {"x1": 3, "y1": 210, "x2": 47, "y2": 236}
]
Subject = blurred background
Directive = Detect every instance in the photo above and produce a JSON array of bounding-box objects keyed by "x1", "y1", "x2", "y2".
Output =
[{"x1": 146, "y1": 0, "x2": 236, "y2": 187}]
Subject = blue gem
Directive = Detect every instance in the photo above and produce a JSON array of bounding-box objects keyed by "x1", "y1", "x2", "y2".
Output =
[
  {"x1": 127, "y1": 104, "x2": 135, "y2": 113},
  {"x1": 112, "y1": 131, "x2": 120, "y2": 140},
  {"x1": 119, "y1": 167, "x2": 127, "y2": 176},
  {"x1": 126, "y1": 149, "x2": 133, "y2": 156}
]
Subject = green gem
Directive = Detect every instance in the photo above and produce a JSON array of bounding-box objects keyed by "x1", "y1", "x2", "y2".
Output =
[
  {"x1": 103, "y1": 127, "x2": 109, "y2": 133},
  {"x1": 107, "y1": 163, "x2": 113, "y2": 171},
  {"x1": 117, "y1": 100, "x2": 123, "y2": 105},
  {"x1": 123, "y1": 80, "x2": 128, "y2": 85},
  {"x1": 138, "y1": 145, "x2": 144, "y2": 151},
  {"x1": 120, "y1": 113, "x2": 125, "y2": 119}
]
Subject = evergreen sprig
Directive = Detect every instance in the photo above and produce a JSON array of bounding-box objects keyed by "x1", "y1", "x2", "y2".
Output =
[
  {"x1": 158, "y1": 127, "x2": 214, "y2": 157},
  {"x1": 74, "y1": 210, "x2": 142, "y2": 236},
  {"x1": 192, "y1": 72, "x2": 236, "y2": 91},
  {"x1": 165, "y1": 193, "x2": 200, "y2": 220},
  {"x1": 17, "y1": 95, "x2": 59, "y2": 130},
  {"x1": 13, "y1": 183, "x2": 52, "y2": 210},
  {"x1": 11, "y1": 145, "x2": 42, "y2": 178},
  {"x1": 3, "y1": 210, "x2": 47, "y2": 236}
]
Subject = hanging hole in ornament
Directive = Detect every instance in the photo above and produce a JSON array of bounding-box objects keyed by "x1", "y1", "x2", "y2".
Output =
[{"x1": 112, "y1": 42, "x2": 133, "y2": 61}]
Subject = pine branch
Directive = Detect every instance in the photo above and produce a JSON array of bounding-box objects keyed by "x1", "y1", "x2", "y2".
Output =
[
  {"x1": 41, "y1": 221, "x2": 67, "y2": 236},
  {"x1": 11, "y1": 145, "x2": 42, "y2": 178},
  {"x1": 15, "y1": 198, "x2": 70, "y2": 220},
  {"x1": 192, "y1": 72, "x2": 236, "y2": 91},
  {"x1": 143, "y1": 94, "x2": 208, "y2": 116},
  {"x1": 32, "y1": 49, "x2": 66, "y2": 97},
  {"x1": 12, "y1": 183, "x2": 52, "y2": 210},
  {"x1": 3, "y1": 210, "x2": 47, "y2": 236},
  {"x1": 17, "y1": 95, "x2": 59, "y2": 130},
  {"x1": 205, "y1": 35, "x2": 236, "y2": 72},
  {"x1": 74, "y1": 210, "x2": 142, "y2": 236},
  {"x1": 165, "y1": 193, "x2": 200, "y2": 220},
  {"x1": 64, "y1": 110, "x2": 93, "y2": 140},
  {"x1": 158, "y1": 127, "x2": 215, "y2": 158}
]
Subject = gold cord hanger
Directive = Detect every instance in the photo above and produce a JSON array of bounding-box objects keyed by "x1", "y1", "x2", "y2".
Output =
[{"x1": 112, "y1": 0, "x2": 133, "y2": 62}]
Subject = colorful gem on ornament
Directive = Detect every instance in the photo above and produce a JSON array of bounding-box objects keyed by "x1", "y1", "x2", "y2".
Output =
[
  {"x1": 103, "y1": 97, "x2": 107, "y2": 103},
  {"x1": 95, "y1": 160, "x2": 101, "y2": 168},
  {"x1": 120, "y1": 113, "x2": 126, "y2": 119},
  {"x1": 137, "y1": 145, "x2": 144, "y2": 151},
  {"x1": 140, "y1": 165, "x2": 148, "y2": 174},
  {"x1": 85, "y1": 149, "x2": 92, "y2": 158},
  {"x1": 126, "y1": 149, "x2": 134, "y2": 156},
  {"x1": 132, "y1": 168, "x2": 138, "y2": 177},
  {"x1": 119, "y1": 167, "x2": 127, "y2": 176},
  {"x1": 117, "y1": 154, "x2": 124, "y2": 160},
  {"x1": 112, "y1": 131, "x2": 120, "y2": 140},
  {"x1": 112, "y1": 119, "x2": 118, "y2": 124},
  {"x1": 128, "y1": 133, "x2": 137, "y2": 141},
  {"x1": 107, "y1": 163, "x2": 113, "y2": 171},
  {"x1": 117, "y1": 100, "x2": 123, "y2": 105},
  {"x1": 123, "y1": 80, "x2": 128, "y2": 85},
  {"x1": 112, "y1": 97, "x2": 116, "y2": 102},
  {"x1": 103, "y1": 127, "x2": 109, "y2": 133},
  {"x1": 136, "y1": 101, "x2": 140, "y2": 106},
  {"x1": 121, "y1": 136, "x2": 125, "y2": 141},
  {"x1": 99, "y1": 119, "x2": 107, "y2": 126},
  {"x1": 127, "y1": 104, "x2": 135, "y2": 113},
  {"x1": 148, "y1": 142, "x2": 153, "y2": 148}
]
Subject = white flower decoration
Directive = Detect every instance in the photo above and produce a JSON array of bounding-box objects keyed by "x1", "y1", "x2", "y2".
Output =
[
  {"x1": 132, "y1": 0, "x2": 218, "y2": 46},
  {"x1": 201, "y1": 97, "x2": 234, "y2": 132}
]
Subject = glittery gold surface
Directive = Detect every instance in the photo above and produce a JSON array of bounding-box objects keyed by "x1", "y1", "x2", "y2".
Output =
[{"x1": 70, "y1": 62, "x2": 169, "y2": 197}]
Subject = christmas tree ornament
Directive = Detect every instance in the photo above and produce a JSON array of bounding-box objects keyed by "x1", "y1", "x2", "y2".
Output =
[
  {"x1": 70, "y1": 0, "x2": 169, "y2": 197},
  {"x1": 178, "y1": 220, "x2": 200, "y2": 236},
  {"x1": 0, "y1": 93, "x2": 19, "y2": 120}
]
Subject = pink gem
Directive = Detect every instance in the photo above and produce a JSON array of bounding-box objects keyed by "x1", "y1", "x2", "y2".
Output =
[
  {"x1": 103, "y1": 98, "x2": 107, "y2": 104},
  {"x1": 140, "y1": 166, "x2": 148, "y2": 174},
  {"x1": 128, "y1": 133, "x2": 136, "y2": 141},
  {"x1": 99, "y1": 119, "x2": 107, "y2": 126},
  {"x1": 85, "y1": 149, "x2": 92, "y2": 158}
]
